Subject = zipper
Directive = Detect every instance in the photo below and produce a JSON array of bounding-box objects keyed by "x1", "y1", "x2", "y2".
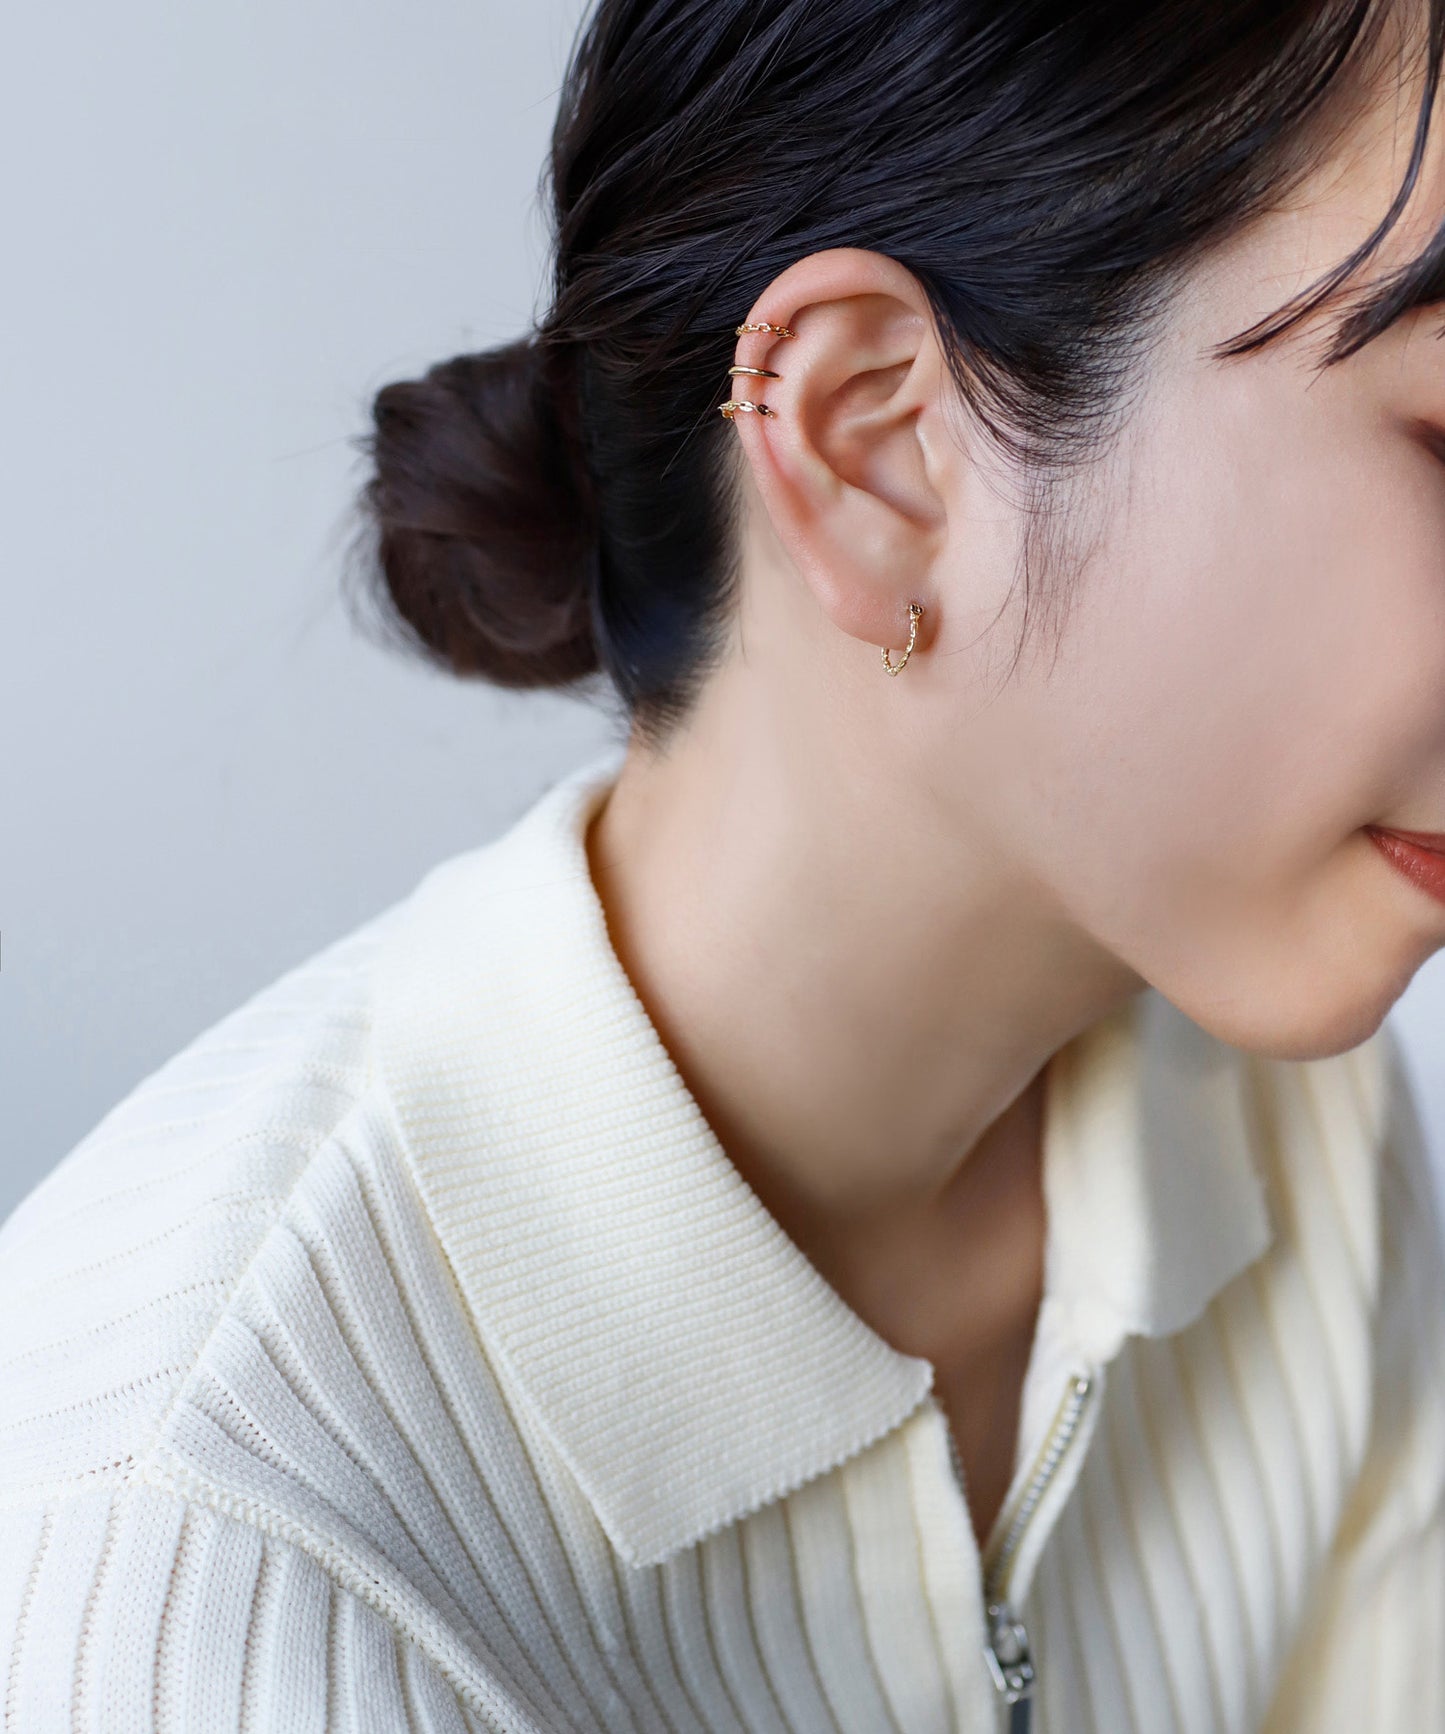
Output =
[{"x1": 945, "y1": 1370, "x2": 1096, "y2": 1734}]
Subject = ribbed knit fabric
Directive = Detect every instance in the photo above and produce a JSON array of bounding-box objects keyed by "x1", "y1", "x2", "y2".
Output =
[{"x1": 2, "y1": 745, "x2": 1442, "y2": 1734}]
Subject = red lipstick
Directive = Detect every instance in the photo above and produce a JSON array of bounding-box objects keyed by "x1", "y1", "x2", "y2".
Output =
[{"x1": 1366, "y1": 826, "x2": 1445, "y2": 909}]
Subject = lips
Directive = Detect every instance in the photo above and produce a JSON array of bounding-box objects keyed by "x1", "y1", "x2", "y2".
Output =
[
  {"x1": 1368, "y1": 827, "x2": 1445, "y2": 856},
  {"x1": 1366, "y1": 826, "x2": 1445, "y2": 910}
]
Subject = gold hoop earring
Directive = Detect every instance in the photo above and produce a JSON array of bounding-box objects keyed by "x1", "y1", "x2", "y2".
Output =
[
  {"x1": 728, "y1": 365, "x2": 781, "y2": 380},
  {"x1": 719, "y1": 398, "x2": 778, "y2": 420},
  {"x1": 881, "y1": 602, "x2": 924, "y2": 675}
]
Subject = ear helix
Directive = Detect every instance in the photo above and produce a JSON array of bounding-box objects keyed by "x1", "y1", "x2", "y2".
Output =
[{"x1": 722, "y1": 321, "x2": 925, "y2": 677}]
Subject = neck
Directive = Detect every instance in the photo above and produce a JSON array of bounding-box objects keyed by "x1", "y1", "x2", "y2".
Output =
[{"x1": 584, "y1": 650, "x2": 1144, "y2": 1352}]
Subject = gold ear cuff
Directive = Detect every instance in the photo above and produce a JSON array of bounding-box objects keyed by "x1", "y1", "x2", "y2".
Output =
[{"x1": 720, "y1": 322, "x2": 794, "y2": 420}]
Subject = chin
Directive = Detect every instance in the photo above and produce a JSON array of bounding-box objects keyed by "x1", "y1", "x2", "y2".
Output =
[
  {"x1": 1153, "y1": 869, "x2": 1434, "y2": 1060},
  {"x1": 1166, "y1": 972, "x2": 1400, "y2": 1064}
]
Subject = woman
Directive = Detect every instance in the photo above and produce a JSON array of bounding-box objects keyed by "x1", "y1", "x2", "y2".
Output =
[{"x1": 3, "y1": 0, "x2": 1445, "y2": 1729}]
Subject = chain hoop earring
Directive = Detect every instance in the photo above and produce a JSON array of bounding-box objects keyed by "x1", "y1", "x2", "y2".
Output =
[{"x1": 881, "y1": 602, "x2": 924, "y2": 675}]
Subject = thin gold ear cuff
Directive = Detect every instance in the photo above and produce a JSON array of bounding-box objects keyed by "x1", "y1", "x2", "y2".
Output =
[
  {"x1": 882, "y1": 602, "x2": 924, "y2": 675},
  {"x1": 721, "y1": 322, "x2": 793, "y2": 419}
]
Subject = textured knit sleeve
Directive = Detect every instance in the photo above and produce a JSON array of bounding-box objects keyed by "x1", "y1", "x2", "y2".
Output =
[
  {"x1": 1260, "y1": 1025, "x2": 1445, "y2": 1733},
  {"x1": 0, "y1": 1484, "x2": 494, "y2": 1733}
]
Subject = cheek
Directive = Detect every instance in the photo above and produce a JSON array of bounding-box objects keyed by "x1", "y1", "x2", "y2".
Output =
[{"x1": 984, "y1": 384, "x2": 1445, "y2": 969}]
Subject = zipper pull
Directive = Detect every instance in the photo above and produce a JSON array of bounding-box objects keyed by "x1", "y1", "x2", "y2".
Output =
[
  {"x1": 986, "y1": 1599, "x2": 1036, "y2": 1732},
  {"x1": 983, "y1": 1596, "x2": 1034, "y2": 1704}
]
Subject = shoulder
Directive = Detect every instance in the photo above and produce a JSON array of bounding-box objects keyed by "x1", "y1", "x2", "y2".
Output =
[
  {"x1": 0, "y1": 835, "x2": 599, "y2": 1727},
  {"x1": 0, "y1": 893, "x2": 411, "y2": 1507}
]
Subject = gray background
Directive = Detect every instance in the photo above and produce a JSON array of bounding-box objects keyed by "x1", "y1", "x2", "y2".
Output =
[{"x1": 3, "y1": 1, "x2": 1441, "y2": 1225}]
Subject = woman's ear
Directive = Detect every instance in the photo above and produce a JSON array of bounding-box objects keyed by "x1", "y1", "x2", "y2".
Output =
[{"x1": 724, "y1": 248, "x2": 955, "y2": 656}]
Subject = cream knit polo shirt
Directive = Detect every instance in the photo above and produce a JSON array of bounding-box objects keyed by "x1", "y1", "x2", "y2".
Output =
[{"x1": 2, "y1": 745, "x2": 1443, "y2": 1734}]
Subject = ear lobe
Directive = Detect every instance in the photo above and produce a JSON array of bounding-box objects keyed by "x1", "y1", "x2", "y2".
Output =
[{"x1": 725, "y1": 253, "x2": 952, "y2": 656}]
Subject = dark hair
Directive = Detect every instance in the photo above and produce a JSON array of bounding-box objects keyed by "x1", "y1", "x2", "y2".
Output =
[{"x1": 347, "y1": 0, "x2": 1445, "y2": 752}]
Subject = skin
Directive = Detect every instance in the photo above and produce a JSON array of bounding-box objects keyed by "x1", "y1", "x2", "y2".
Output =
[{"x1": 584, "y1": 20, "x2": 1445, "y2": 1548}]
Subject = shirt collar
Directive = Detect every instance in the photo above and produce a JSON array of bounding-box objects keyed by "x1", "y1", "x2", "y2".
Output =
[{"x1": 374, "y1": 745, "x2": 1274, "y2": 1567}]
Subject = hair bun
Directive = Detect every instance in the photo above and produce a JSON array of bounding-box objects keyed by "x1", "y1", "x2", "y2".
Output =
[{"x1": 353, "y1": 335, "x2": 600, "y2": 689}]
